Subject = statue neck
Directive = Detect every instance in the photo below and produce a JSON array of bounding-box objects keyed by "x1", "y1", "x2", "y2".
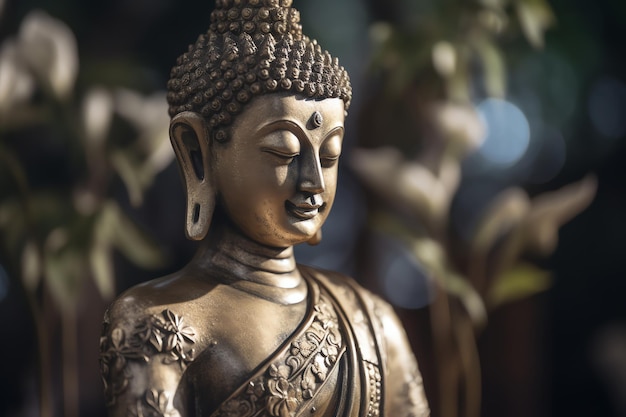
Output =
[{"x1": 194, "y1": 218, "x2": 307, "y2": 305}]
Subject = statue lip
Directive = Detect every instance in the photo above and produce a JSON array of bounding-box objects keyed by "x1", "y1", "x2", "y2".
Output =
[{"x1": 285, "y1": 200, "x2": 324, "y2": 220}]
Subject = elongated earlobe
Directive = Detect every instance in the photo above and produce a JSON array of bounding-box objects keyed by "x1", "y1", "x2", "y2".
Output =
[{"x1": 170, "y1": 112, "x2": 214, "y2": 241}]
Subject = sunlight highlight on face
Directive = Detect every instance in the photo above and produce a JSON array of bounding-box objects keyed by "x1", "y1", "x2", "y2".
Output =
[{"x1": 214, "y1": 94, "x2": 345, "y2": 248}]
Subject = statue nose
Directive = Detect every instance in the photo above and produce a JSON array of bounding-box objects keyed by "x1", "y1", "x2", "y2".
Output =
[{"x1": 298, "y1": 153, "x2": 325, "y2": 194}]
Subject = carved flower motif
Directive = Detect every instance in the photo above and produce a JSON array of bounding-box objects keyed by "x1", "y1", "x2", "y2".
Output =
[
  {"x1": 290, "y1": 339, "x2": 315, "y2": 357},
  {"x1": 313, "y1": 302, "x2": 335, "y2": 329},
  {"x1": 268, "y1": 363, "x2": 291, "y2": 380},
  {"x1": 220, "y1": 398, "x2": 254, "y2": 417},
  {"x1": 151, "y1": 309, "x2": 196, "y2": 366},
  {"x1": 266, "y1": 374, "x2": 299, "y2": 417},
  {"x1": 321, "y1": 344, "x2": 338, "y2": 367},
  {"x1": 100, "y1": 309, "x2": 196, "y2": 406},
  {"x1": 133, "y1": 317, "x2": 162, "y2": 352},
  {"x1": 128, "y1": 389, "x2": 179, "y2": 417},
  {"x1": 100, "y1": 328, "x2": 124, "y2": 365},
  {"x1": 311, "y1": 356, "x2": 328, "y2": 382},
  {"x1": 326, "y1": 324, "x2": 342, "y2": 347},
  {"x1": 209, "y1": 293, "x2": 347, "y2": 417},
  {"x1": 145, "y1": 389, "x2": 179, "y2": 417},
  {"x1": 156, "y1": 310, "x2": 195, "y2": 346},
  {"x1": 246, "y1": 379, "x2": 266, "y2": 401},
  {"x1": 99, "y1": 327, "x2": 148, "y2": 405}
]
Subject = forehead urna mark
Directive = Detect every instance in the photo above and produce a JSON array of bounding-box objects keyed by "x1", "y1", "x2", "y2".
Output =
[{"x1": 309, "y1": 111, "x2": 324, "y2": 130}]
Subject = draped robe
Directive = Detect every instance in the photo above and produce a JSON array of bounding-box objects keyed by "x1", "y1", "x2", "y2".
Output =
[{"x1": 100, "y1": 266, "x2": 429, "y2": 417}]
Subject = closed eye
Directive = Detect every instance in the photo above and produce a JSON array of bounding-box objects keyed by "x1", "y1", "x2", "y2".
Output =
[
  {"x1": 320, "y1": 131, "x2": 343, "y2": 168},
  {"x1": 262, "y1": 148, "x2": 299, "y2": 163},
  {"x1": 320, "y1": 154, "x2": 340, "y2": 168}
]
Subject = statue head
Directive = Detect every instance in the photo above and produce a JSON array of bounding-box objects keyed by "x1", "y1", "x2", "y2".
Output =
[{"x1": 167, "y1": 0, "x2": 352, "y2": 245}]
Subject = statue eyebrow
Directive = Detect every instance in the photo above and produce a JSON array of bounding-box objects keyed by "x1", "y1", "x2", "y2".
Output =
[
  {"x1": 256, "y1": 120, "x2": 344, "y2": 143},
  {"x1": 254, "y1": 119, "x2": 306, "y2": 140},
  {"x1": 323, "y1": 126, "x2": 345, "y2": 142},
  {"x1": 320, "y1": 127, "x2": 344, "y2": 158}
]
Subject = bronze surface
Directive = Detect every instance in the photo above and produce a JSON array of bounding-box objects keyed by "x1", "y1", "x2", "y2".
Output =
[{"x1": 100, "y1": 1, "x2": 429, "y2": 416}]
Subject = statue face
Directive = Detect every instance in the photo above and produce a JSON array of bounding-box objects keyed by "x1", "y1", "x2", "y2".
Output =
[{"x1": 213, "y1": 94, "x2": 345, "y2": 248}]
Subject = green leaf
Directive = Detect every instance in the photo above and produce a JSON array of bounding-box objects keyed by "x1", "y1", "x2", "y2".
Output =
[
  {"x1": 515, "y1": 0, "x2": 555, "y2": 49},
  {"x1": 100, "y1": 201, "x2": 164, "y2": 269},
  {"x1": 432, "y1": 41, "x2": 456, "y2": 78},
  {"x1": 111, "y1": 150, "x2": 145, "y2": 207},
  {"x1": 444, "y1": 272, "x2": 488, "y2": 328},
  {"x1": 369, "y1": 22, "x2": 393, "y2": 48},
  {"x1": 21, "y1": 240, "x2": 41, "y2": 292},
  {"x1": 0, "y1": 144, "x2": 30, "y2": 197},
  {"x1": 473, "y1": 38, "x2": 506, "y2": 98},
  {"x1": 29, "y1": 192, "x2": 74, "y2": 234},
  {"x1": 82, "y1": 87, "x2": 113, "y2": 147},
  {"x1": 471, "y1": 187, "x2": 529, "y2": 253},
  {"x1": 487, "y1": 262, "x2": 552, "y2": 309},
  {"x1": 446, "y1": 53, "x2": 471, "y2": 101},
  {"x1": 524, "y1": 174, "x2": 597, "y2": 256},
  {"x1": 477, "y1": 8, "x2": 509, "y2": 34},
  {"x1": 478, "y1": 0, "x2": 506, "y2": 8},
  {"x1": 89, "y1": 242, "x2": 115, "y2": 300},
  {"x1": 406, "y1": 233, "x2": 488, "y2": 328},
  {"x1": 90, "y1": 205, "x2": 116, "y2": 299},
  {"x1": 0, "y1": 199, "x2": 27, "y2": 254},
  {"x1": 410, "y1": 237, "x2": 447, "y2": 275},
  {"x1": 43, "y1": 231, "x2": 86, "y2": 311}
]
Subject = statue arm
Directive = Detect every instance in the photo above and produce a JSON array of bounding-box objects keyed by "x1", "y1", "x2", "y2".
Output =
[
  {"x1": 377, "y1": 301, "x2": 430, "y2": 417},
  {"x1": 100, "y1": 298, "x2": 193, "y2": 417}
]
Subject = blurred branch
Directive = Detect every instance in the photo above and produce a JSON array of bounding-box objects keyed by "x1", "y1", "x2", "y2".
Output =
[
  {"x1": 0, "y1": 9, "x2": 172, "y2": 417},
  {"x1": 352, "y1": 1, "x2": 595, "y2": 416}
]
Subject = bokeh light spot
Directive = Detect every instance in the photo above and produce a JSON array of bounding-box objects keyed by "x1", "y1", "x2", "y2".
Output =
[
  {"x1": 588, "y1": 76, "x2": 626, "y2": 140},
  {"x1": 476, "y1": 98, "x2": 531, "y2": 167},
  {"x1": 373, "y1": 235, "x2": 433, "y2": 309}
]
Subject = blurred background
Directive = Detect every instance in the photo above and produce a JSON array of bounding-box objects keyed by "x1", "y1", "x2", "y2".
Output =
[{"x1": 0, "y1": 0, "x2": 624, "y2": 416}]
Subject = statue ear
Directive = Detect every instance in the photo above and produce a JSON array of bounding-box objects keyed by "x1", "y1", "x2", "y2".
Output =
[{"x1": 170, "y1": 111, "x2": 215, "y2": 241}]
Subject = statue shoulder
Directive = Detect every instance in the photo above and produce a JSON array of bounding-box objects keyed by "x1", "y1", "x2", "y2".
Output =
[
  {"x1": 100, "y1": 271, "x2": 213, "y2": 414},
  {"x1": 104, "y1": 266, "x2": 222, "y2": 326}
]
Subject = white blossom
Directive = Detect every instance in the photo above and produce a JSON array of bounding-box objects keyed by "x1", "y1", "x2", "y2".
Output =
[
  {"x1": 431, "y1": 101, "x2": 486, "y2": 155},
  {"x1": 0, "y1": 39, "x2": 35, "y2": 115},
  {"x1": 18, "y1": 10, "x2": 78, "y2": 99},
  {"x1": 114, "y1": 89, "x2": 174, "y2": 173},
  {"x1": 83, "y1": 87, "x2": 114, "y2": 146},
  {"x1": 432, "y1": 41, "x2": 456, "y2": 78}
]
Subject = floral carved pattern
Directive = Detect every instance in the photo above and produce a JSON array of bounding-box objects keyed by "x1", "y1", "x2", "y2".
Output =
[
  {"x1": 129, "y1": 389, "x2": 178, "y2": 417},
  {"x1": 100, "y1": 309, "x2": 196, "y2": 406},
  {"x1": 212, "y1": 291, "x2": 345, "y2": 417},
  {"x1": 135, "y1": 309, "x2": 196, "y2": 366}
]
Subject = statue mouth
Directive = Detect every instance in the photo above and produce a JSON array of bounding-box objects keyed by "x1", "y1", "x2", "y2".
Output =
[{"x1": 285, "y1": 200, "x2": 324, "y2": 220}]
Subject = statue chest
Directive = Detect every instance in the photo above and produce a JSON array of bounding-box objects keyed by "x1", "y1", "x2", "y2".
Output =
[{"x1": 180, "y1": 286, "x2": 352, "y2": 417}]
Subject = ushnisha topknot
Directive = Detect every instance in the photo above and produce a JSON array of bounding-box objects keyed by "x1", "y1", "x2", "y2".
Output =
[{"x1": 166, "y1": 0, "x2": 352, "y2": 142}]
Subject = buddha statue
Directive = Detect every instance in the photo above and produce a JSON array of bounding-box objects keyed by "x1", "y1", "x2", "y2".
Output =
[{"x1": 99, "y1": 1, "x2": 430, "y2": 416}]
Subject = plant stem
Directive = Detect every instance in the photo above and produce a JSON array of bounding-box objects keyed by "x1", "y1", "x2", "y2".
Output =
[
  {"x1": 62, "y1": 306, "x2": 79, "y2": 417},
  {"x1": 455, "y1": 307, "x2": 482, "y2": 417},
  {"x1": 25, "y1": 282, "x2": 52, "y2": 417},
  {"x1": 430, "y1": 287, "x2": 459, "y2": 417}
]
